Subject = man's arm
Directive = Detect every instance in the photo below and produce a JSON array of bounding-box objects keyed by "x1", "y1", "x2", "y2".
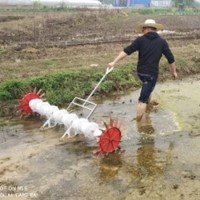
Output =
[
  {"x1": 162, "y1": 40, "x2": 178, "y2": 79},
  {"x1": 108, "y1": 51, "x2": 128, "y2": 68},
  {"x1": 169, "y1": 62, "x2": 178, "y2": 79}
]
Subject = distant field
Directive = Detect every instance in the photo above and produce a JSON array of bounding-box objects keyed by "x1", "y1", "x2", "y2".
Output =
[{"x1": 0, "y1": 8, "x2": 200, "y2": 80}]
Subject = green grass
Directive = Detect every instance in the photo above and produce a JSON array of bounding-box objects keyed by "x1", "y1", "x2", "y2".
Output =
[
  {"x1": 0, "y1": 47, "x2": 7, "y2": 55},
  {"x1": 0, "y1": 65, "x2": 140, "y2": 116},
  {"x1": 40, "y1": 58, "x2": 64, "y2": 68},
  {"x1": 0, "y1": 5, "x2": 200, "y2": 15}
]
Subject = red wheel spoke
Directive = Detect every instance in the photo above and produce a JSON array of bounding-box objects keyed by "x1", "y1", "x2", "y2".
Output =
[{"x1": 97, "y1": 126, "x2": 122, "y2": 155}]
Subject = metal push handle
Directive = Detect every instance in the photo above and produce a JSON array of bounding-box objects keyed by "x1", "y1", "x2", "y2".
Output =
[
  {"x1": 105, "y1": 66, "x2": 114, "y2": 75},
  {"x1": 84, "y1": 67, "x2": 113, "y2": 103}
]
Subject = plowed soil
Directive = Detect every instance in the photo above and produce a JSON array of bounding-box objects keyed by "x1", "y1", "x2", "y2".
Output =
[{"x1": 0, "y1": 9, "x2": 200, "y2": 82}]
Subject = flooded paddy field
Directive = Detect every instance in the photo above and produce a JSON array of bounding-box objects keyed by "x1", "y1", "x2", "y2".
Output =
[{"x1": 0, "y1": 75, "x2": 200, "y2": 200}]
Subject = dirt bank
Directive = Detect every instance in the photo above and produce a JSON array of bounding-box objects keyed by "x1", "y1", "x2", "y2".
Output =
[{"x1": 0, "y1": 9, "x2": 200, "y2": 81}]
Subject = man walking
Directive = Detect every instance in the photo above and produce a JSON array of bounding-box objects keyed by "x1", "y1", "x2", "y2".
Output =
[{"x1": 108, "y1": 19, "x2": 178, "y2": 121}]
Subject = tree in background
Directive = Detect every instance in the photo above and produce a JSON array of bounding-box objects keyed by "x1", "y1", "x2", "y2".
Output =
[{"x1": 172, "y1": 0, "x2": 195, "y2": 10}]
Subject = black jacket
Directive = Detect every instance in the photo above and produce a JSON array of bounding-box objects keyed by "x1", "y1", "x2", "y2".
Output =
[{"x1": 123, "y1": 32, "x2": 175, "y2": 76}]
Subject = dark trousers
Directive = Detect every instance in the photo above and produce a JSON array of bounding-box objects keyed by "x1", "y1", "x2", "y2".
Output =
[{"x1": 138, "y1": 73, "x2": 158, "y2": 103}]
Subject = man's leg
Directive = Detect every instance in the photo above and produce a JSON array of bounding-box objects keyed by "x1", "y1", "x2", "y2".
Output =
[
  {"x1": 146, "y1": 95, "x2": 152, "y2": 113},
  {"x1": 136, "y1": 113, "x2": 155, "y2": 134},
  {"x1": 135, "y1": 74, "x2": 157, "y2": 121},
  {"x1": 136, "y1": 102, "x2": 147, "y2": 121}
]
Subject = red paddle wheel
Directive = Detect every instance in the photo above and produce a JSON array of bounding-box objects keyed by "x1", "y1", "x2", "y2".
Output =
[
  {"x1": 17, "y1": 88, "x2": 44, "y2": 117},
  {"x1": 95, "y1": 118, "x2": 122, "y2": 155}
]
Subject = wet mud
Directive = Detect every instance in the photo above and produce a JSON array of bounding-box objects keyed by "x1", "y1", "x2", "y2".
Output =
[{"x1": 0, "y1": 76, "x2": 200, "y2": 200}]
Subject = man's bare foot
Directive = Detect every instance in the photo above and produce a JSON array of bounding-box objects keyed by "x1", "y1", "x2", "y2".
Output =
[
  {"x1": 131, "y1": 115, "x2": 143, "y2": 122},
  {"x1": 146, "y1": 100, "x2": 159, "y2": 113}
]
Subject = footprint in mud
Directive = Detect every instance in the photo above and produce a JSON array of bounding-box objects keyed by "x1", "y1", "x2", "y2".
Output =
[
  {"x1": 27, "y1": 153, "x2": 37, "y2": 159},
  {"x1": 0, "y1": 164, "x2": 28, "y2": 177},
  {"x1": 24, "y1": 139, "x2": 39, "y2": 144},
  {"x1": 0, "y1": 168, "x2": 8, "y2": 176},
  {"x1": 0, "y1": 156, "x2": 28, "y2": 178},
  {"x1": 0, "y1": 157, "x2": 11, "y2": 164},
  {"x1": 0, "y1": 157, "x2": 11, "y2": 175}
]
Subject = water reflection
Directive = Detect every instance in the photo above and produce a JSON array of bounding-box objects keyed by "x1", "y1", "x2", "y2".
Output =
[
  {"x1": 98, "y1": 114, "x2": 163, "y2": 183},
  {"x1": 136, "y1": 113, "x2": 155, "y2": 135},
  {"x1": 99, "y1": 152, "x2": 123, "y2": 182},
  {"x1": 129, "y1": 114, "x2": 163, "y2": 177},
  {"x1": 22, "y1": 117, "x2": 43, "y2": 131}
]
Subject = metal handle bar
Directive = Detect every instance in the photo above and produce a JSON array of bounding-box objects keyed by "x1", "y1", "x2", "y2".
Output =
[
  {"x1": 106, "y1": 66, "x2": 114, "y2": 74},
  {"x1": 84, "y1": 67, "x2": 113, "y2": 103}
]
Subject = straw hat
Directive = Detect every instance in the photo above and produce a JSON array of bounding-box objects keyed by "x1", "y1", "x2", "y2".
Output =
[{"x1": 136, "y1": 19, "x2": 164, "y2": 32}]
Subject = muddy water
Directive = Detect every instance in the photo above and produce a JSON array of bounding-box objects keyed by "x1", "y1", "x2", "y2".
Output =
[{"x1": 0, "y1": 76, "x2": 200, "y2": 200}]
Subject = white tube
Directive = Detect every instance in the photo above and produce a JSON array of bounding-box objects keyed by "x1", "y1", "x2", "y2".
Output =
[
  {"x1": 52, "y1": 109, "x2": 68, "y2": 124},
  {"x1": 61, "y1": 113, "x2": 70, "y2": 127},
  {"x1": 62, "y1": 113, "x2": 78, "y2": 128},
  {"x1": 94, "y1": 129, "x2": 102, "y2": 137},
  {"x1": 39, "y1": 102, "x2": 51, "y2": 116},
  {"x1": 35, "y1": 101, "x2": 47, "y2": 114},
  {"x1": 29, "y1": 99, "x2": 43, "y2": 112},
  {"x1": 42, "y1": 104, "x2": 52, "y2": 117},
  {"x1": 46, "y1": 105, "x2": 59, "y2": 118},
  {"x1": 28, "y1": 98, "x2": 103, "y2": 140},
  {"x1": 83, "y1": 122, "x2": 99, "y2": 139},
  {"x1": 70, "y1": 118, "x2": 89, "y2": 134}
]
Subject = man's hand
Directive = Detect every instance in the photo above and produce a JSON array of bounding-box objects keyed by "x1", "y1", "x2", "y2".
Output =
[
  {"x1": 170, "y1": 62, "x2": 178, "y2": 80},
  {"x1": 107, "y1": 51, "x2": 128, "y2": 70},
  {"x1": 172, "y1": 71, "x2": 178, "y2": 79},
  {"x1": 108, "y1": 62, "x2": 115, "y2": 69}
]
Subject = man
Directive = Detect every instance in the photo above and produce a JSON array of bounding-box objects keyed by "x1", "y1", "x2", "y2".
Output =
[{"x1": 108, "y1": 19, "x2": 178, "y2": 121}]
